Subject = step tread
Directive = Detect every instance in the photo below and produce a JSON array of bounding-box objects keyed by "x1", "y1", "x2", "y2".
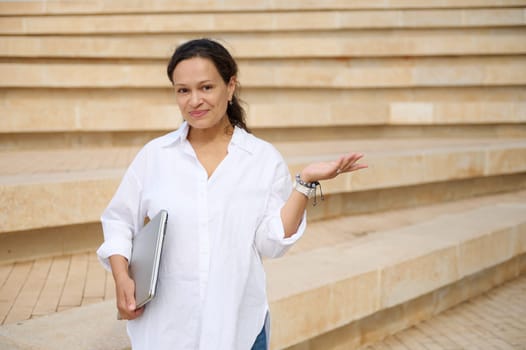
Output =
[
  {"x1": 0, "y1": 147, "x2": 139, "y2": 178},
  {"x1": 288, "y1": 189, "x2": 526, "y2": 257},
  {"x1": 0, "y1": 138, "x2": 523, "y2": 181}
]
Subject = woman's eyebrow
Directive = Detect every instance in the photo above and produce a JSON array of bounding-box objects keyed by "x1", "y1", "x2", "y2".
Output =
[{"x1": 173, "y1": 79, "x2": 213, "y2": 86}]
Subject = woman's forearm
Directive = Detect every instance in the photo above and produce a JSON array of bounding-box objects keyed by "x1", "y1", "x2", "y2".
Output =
[
  {"x1": 109, "y1": 254, "x2": 130, "y2": 280},
  {"x1": 280, "y1": 153, "x2": 367, "y2": 238},
  {"x1": 280, "y1": 187, "x2": 309, "y2": 238}
]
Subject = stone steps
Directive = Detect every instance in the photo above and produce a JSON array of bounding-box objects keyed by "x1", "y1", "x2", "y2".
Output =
[
  {"x1": 268, "y1": 194, "x2": 526, "y2": 349},
  {"x1": 0, "y1": 1, "x2": 525, "y2": 348},
  {"x1": 2, "y1": 4, "x2": 524, "y2": 147},
  {"x1": 1, "y1": 190, "x2": 524, "y2": 349},
  {"x1": 2, "y1": 56, "x2": 525, "y2": 89},
  {"x1": 1, "y1": 0, "x2": 525, "y2": 15},
  {"x1": 1, "y1": 138, "x2": 525, "y2": 235}
]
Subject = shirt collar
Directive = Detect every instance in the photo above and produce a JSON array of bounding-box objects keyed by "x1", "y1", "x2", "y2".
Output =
[
  {"x1": 230, "y1": 124, "x2": 256, "y2": 155},
  {"x1": 160, "y1": 121, "x2": 190, "y2": 148},
  {"x1": 161, "y1": 121, "x2": 256, "y2": 155}
]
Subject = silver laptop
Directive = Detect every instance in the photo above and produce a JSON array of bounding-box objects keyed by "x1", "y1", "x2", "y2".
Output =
[{"x1": 129, "y1": 209, "x2": 168, "y2": 309}]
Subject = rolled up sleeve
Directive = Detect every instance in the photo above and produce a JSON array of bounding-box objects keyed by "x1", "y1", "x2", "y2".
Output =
[
  {"x1": 97, "y1": 163, "x2": 144, "y2": 271},
  {"x1": 254, "y1": 163, "x2": 307, "y2": 259}
]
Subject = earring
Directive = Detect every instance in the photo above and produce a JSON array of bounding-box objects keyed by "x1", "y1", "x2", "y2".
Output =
[{"x1": 228, "y1": 100, "x2": 233, "y2": 106}]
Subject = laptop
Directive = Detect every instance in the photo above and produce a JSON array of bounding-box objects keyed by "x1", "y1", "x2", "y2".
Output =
[{"x1": 129, "y1": 209, "x2": 168, "y2": 309}]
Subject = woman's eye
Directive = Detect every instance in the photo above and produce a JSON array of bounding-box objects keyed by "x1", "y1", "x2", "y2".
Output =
[
  {"x1": 202, "y1": 85, "x2": 213, "y2": 91},
  {"x1": 177, "y1": 88, "x2": 188, "y2": 94}
]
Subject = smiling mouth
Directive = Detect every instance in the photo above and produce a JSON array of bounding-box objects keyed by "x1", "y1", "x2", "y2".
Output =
[{"x1": 189, "y1": 110, "x2": 208, "y2": 118}]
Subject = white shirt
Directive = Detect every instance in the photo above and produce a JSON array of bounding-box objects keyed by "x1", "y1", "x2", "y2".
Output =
[{"x1": 97, "y1": 122, "x2": 306, "y2": 350}]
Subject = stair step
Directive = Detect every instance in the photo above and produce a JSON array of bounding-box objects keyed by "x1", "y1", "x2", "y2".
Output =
[
  {"x1": 1, "y1": 138, "x2": 525, "y2": 233},
  {"x1": 2, "y1": 29, "x2": 525, "y2": 59},
  {"x1": 1, "y1": 8, "x2": 525, "y2": 35},
  {"x1": 266, "y1": 195, "x2": 526, "y2": 348},
  {"x1": 2, "y1": 56, "x2": 525, "y2": 88},
  {"x1": 1, "y1": 0, "x2": 524, "y2": 15},
  {"x1": 1, "y1": 190, "x2": 524, "y2": 349},
  {"x1": 1, "y1": 101, "x2": 525, "y2": 134}
]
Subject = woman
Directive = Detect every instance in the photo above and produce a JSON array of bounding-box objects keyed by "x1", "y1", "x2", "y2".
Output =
[{"x1": 97, "y1": 38, "x2": 366, "y2": 350}]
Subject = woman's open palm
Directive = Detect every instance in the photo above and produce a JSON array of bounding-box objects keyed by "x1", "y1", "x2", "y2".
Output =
[{"x1": 301, "y1": 152, "x2": 367, "y2": 183}]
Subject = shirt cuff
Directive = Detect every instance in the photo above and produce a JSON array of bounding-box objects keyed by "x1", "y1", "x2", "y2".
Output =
[
  {"x1": 269, "y1": 210, "x2": 307, "y2": 245},
  {"x1": 96, "y1": 236, "x2": 132, "y2": 272}
]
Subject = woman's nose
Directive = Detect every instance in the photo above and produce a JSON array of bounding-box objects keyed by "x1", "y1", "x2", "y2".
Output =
[{"x1": 189, "y1": 91, "x2": 202, "y2": 107}]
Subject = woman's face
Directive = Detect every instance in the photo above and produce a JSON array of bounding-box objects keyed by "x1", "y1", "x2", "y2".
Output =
[{"x1": 172, "y1": 57, "x2": 235, "y2": 131}]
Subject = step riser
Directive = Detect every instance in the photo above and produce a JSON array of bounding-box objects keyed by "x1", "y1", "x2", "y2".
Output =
[
  {"x1": 0, "y1": 223, "x2": 102, "y2": 265},
  {"x1": 284, "y1": 255, "x2": 526, "y2": 350},
  {"x1": 1, "y1": 0, "x2": 525, "y2": 15},
  {"x1": 0, "y1": 176, "x2": 118, "y2": 233},
  {"x1": 2, "y1": 11, "x2": 525, "y2": 35},
  {"x1": 0, "y1": 131, "x2": 163, "y2": 151},
  {"x1": 2, "y1": 29, "x2": 526, "y2": 58},
  {"x1": 287, "y1": 147, "x2": 526, "y2": 194},
  {"x1": 2, "y1": 102, "x2": 526, "y2": 134},
  {"x1": 258, "y1": 125, "x2": 526, "y2": 144},
  {"x1": 2, "y1": 56, "x2": 525, "y2": 88},
  {"x1": 309, "y1": 173, "x2": 526, "y2": 221}
]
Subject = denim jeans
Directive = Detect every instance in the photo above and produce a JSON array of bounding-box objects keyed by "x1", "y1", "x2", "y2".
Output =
[{"x1": 251, "y1": 323, "x2": 267, "y2": 350}]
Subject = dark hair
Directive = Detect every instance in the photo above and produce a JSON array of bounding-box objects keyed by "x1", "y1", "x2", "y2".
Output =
[{"x1": 167, "y1": 38, "x2": 250, "y2": 132}]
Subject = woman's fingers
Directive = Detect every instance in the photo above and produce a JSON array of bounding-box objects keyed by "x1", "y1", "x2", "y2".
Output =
[
  {"x1": 133, "y1": 306, "x2": 145, "y2": 318},
  {"x1": 124, "y1": 287, "x2": 136, "y2": 312},
  {"x1": 333, "y1": 157, "x2": 346, "y2": 175},
  {"x1": 301, "y1": 152, "x2": 366, "y2": 182},
  {"x1": 337, "y1": 153, "x2": 366, "y2": 174},
  {"x1": 115, "y1": 276, "x2": 143, "y2": 320}
]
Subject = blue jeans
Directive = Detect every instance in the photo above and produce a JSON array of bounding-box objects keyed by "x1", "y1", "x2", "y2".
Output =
[{"x1": 251, "y1": 323, "x2": 267, "y2": 350}]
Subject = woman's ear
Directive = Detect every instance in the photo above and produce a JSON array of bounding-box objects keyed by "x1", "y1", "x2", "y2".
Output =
[{"x1": 228, "y1": 76, "x2": 236, "y2": 100}]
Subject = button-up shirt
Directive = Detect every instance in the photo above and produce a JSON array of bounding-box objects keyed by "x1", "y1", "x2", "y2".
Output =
[{"x1": 97, "y1": 122, "x2": 306, "y2": 350}]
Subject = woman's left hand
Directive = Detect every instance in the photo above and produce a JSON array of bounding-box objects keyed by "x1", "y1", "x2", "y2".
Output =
[{"x1": 300, "y1": 152, "x2": 367, "y2": 183}]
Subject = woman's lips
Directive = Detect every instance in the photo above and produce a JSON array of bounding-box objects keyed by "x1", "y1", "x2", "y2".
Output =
[{"x1": 189, "y1": 110, "x2": 208, "y2": 118}]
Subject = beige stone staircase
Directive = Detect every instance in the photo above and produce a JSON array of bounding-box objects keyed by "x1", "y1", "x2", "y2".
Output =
[{"x1": 1, "y1": 1, "x2": 526, "y2": 349}]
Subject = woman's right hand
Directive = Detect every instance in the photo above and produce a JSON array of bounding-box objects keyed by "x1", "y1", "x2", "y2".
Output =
[
  {"x1": 115, "y1": 273, "x2": 144, "y2": 320},
  {"x1": 109, "y1": 255, "x2": 144, "y2": 320}
]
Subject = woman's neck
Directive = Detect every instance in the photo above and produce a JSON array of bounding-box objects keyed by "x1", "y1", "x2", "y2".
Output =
[{"x1": 187, "y1": 116, "x2": 234, "y2": 146}]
